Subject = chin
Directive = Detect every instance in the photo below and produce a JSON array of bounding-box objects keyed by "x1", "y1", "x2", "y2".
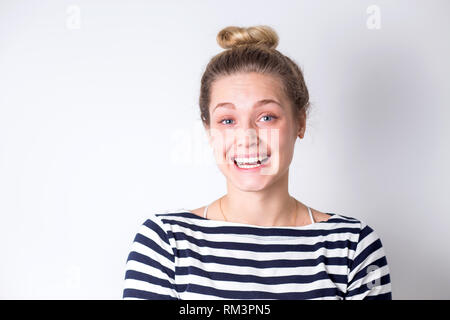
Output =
[{"x1": 232, "y1": 181, "x2": 270, "y2": 193}]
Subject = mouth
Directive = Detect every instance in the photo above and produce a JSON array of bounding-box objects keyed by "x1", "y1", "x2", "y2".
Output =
[{"x1": 232, "y1": 154, "x2": 271, "y2": 169}]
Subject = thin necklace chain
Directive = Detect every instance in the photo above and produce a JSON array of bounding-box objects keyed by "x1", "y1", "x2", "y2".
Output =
[
  {"x1": 219, "y1": 196, "x2": 228, "y2": 222},
  {"x1": 219, "y1": 196, "x2": 299, "y2": 226}
]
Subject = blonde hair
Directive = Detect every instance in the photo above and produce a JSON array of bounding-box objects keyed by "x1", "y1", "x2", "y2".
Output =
[
  {"x1": 216, "y1": 25, "x2": 279, "y2": 50},
  {"x1": 199, "y1": 25, "x2": 310, "y2": 127}
]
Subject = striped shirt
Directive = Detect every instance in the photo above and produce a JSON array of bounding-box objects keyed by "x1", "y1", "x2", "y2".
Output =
[{"x1": 122, "y1": 208, "x2": 392, "y2": 300}]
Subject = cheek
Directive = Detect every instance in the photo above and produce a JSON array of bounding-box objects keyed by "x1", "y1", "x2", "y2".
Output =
[
  {"x1": 209, "y1": 132, "x2": 233, "y2": 165},
  {"x1": 265, "y1": 127, "x2": 292, "y2": 154}
]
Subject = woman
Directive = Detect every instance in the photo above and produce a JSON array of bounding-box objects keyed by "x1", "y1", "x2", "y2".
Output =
[{"x1": 122, "y1": 25, "x2": 392, "y2": 300}]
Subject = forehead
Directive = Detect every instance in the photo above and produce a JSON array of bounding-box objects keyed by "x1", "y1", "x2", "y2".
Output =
[{"x1": 210, "y1": 72, "x2": 286, "y2": 107}]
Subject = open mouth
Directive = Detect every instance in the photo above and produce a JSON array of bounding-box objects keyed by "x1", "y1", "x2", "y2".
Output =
[{"x1": 233, "y1": 155, "x2": 271, "y2": 169}]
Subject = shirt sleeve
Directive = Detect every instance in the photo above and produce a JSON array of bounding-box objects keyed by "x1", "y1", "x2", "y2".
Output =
[
  {"x1": 122, "y1": 213, "x2": 179, "y2": 299},
  {"x1": 344, "y1": 221, "x2": 393, "y2": 300}
]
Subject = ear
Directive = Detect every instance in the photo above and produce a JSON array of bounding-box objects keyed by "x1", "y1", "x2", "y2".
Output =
[
  {"x1": 296, "y1": 109, "x2": 306, "y2": 139},
  {"x1": 298, "y1": 126, "x2": 305, "y2": 139}
]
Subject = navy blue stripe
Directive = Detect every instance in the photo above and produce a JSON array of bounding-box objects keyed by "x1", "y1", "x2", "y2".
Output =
[
  {"x1": 125, "y1": 269, "x2": 175, "y2": 292},
  {"x1": 160, "y1": 215, "x2": 361, "y2": 238},
  {"x1": 176, "y1": 265, "x2": 347, "y2": 285},
  {"x1": 157, "y1": 212, "x2": 361, "y2": 227},
  {"x1": 348, "y1": 255, "x2": 389, "y2": 288},
  {"x1": 364, "y1": 291, "x2": 392, "y2": 300},
  {"x1": 158, "y1": 211, "x2": 353, "y2": 223},
  {"x1": 358, "y1": 224, "x2": 375, "y2": 244},
  {"x1": 349, "y1": 238, "x2": 383, "y2": 277},
  {"x1": 143, "y1": 218, "x2": 171, "y2": 246},
  {"x1": 123, "y1": 288, "x2": 177, "y2": 300},
  {"x1": 184, "y1": 283, "x2": 344, "y2": 300},
  {"x1": 172, "y1": 231, "x2": 357, "y2": 252},
  {"x1": 168, "y1": 223, "x2": 361, "y2": 239},
  {"x1": 127, "y1": 251, "x2": 175, "y2": 279},
  {"x1": 175, "y1": 283, "x2": 189, "y2": 293},
  {"x1": 134, "y1": 233, "x2": 175, "y2": 263},
  {"x1": 123, "y1": 212, "x2": 391, "y2": 300},
  {"x1": 163, "y1": 211, "x2": 361, "y2": 225},
  {"x1": 177, "y1": 248, "x2": 349, "y2": 268},
  {"x1": 334, "y1": 214, "x2": 359, "y2": 222},
  {"x1": 345, "y1": 273, "x2": 391, "y2": 298}
]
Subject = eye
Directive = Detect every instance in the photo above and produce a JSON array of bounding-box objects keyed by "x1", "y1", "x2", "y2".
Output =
[
  {"x1": 219, "y1": 118, "x2": 234, "y2": 125},
  {"x1": 218, "y1": 114, "x2": 278, "y2": 126},
  {"x1": 260, "y1": 114, "x2": 277, "y2": 122}
]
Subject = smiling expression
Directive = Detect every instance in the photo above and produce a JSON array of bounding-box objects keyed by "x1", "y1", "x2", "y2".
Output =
[{"x1": 206, "y1": 72, "x2": 305, "y2": 191}]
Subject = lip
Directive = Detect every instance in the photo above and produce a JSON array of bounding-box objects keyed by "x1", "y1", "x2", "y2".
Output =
[
  {"x1": 231, "y1": 153, "x2": 271, "y2": 161},
  {"x1": 232, "y1": 155, "x2": 271, "y2": 172}
]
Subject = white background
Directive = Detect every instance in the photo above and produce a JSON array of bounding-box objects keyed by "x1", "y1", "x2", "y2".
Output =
[{"x1": 1, "y1": 0, "x2": 449, "y2": 299}]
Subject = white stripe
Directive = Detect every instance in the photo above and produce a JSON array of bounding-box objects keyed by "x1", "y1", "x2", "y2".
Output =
[
  {"x1": 310, "y1": 296, "x2": 344, "y2": 300},
  {"x1": 347, "y1": 264, "x2": 391, "y2": 293},
  {"x1": 179, "y1": 291, "x2": 235, "y2": 300},
  {"x1": 174, "y1": 239, "x2": 355, "y2": 262},
  {"x1": 131, "y1": 241, "x2": 174, "y2": 271},
  {"x1": 176, "y1": 274, "x2": 346, "y2": 294},
  {"x1": 346, "y1": 281, "x2": 392, "y2": 300},
  {"x1": 177, "y1": 254, "x2": 350, "y2": 277},
  {"x1": 170, "y1": 220, "x2": 360, "y2": 244},
  {"x1": 123, "y1": 213, "x2": 391, "y2": 300},
  {"x1": 347, "y1": 233, "x2": 386, "y2": 281},
  {"x1": 161, "y1": 214, "x2": 359, "y2": 233},
  {"x1": 125, "y1": 259, "x2": 175, "y2": 286},
  {"x1": 124, "y1": 278, "x2": 178, "y2": 299},
  {"x1": 137, "y1": 223, "x2": 174, "y2": 255},
  {"x1": 179, "y1": 290, "x2": 343, "y2": 300}
]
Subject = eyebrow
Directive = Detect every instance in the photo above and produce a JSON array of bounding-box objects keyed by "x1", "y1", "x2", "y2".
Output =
[{"x1": 213, "y1": 99, "x2": 282, "y2": 113}]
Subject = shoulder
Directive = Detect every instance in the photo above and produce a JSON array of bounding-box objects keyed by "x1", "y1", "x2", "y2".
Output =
[
  {"x1": 137, "y1": 209, "x2": 201, "y2": 236},
  {"x1": 331, "y1": 213, "x2": 383, "y2": 239},
  {"x1": 127, "y1": 211, "x2": 193, "y2": 258},
  {"x1": 189, "y1": 207, "x2": 206, "y2": 218},
  {"x1": 329, "y1": 212, "x2": 364, "y2": 227},
  {"x1": 132, "y1": 210, "x2": 188, "y2": 243},
  {"x1": 142, "y1": 209, "x2": 193, "y2": 225},
  {"x1": 341, "y1": 214, "x2": 384, "y2": 244},
  {"x1": 310, "y1": 208, "x2": 335, "y2": 223},
  {"x1": 354, "y1": 219, "x2": 387, "y2": 254},
  {"x1": 343, "y1": 215, "x2": 392, "y2": 299},
  {"x1": 321, "y1": 213, "x2": 382, "y2": 247},
  {"x1": 336, "y1": 215, "x2": 388, "y2": 262},
  {"x1": 321, "y1": 211, "x2": 362, "y2": 228}
]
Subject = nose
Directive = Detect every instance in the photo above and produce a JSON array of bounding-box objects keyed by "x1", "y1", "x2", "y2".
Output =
[
  {"x1": 236, "y1": 129, "x2": 258, "y2": 148},
  {"x1": 234, "y1": 122, "x2": 259, "y2": 152}
]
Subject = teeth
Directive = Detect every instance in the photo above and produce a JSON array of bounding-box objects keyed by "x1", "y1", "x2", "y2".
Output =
[
  {"x1": 237, "y1": 163, "x2": 261, "y2": 169},
  {"x1": 234, "y1": 155, "x2": 269, "y2": 165},
  {"x1": 234, "y1": 155, "x2": 270, "y2": 168}
]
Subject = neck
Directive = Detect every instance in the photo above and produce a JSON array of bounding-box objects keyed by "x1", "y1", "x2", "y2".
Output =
[{"x1": 222, "y1": 169, "x2": 299, "y2": 226}]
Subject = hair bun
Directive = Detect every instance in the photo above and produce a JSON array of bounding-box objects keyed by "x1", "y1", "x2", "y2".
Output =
[{"x1": 216, "y1": 25, "x2": 279, "y2": 50}]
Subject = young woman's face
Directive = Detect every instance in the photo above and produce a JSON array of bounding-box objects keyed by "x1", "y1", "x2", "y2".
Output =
[{"x1": 207, "y1": 72, "x2": 305, "y2": 191}]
